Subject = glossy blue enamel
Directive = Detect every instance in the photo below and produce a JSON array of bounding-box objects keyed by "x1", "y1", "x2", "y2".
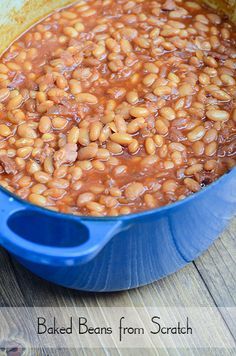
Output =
[{"x1": 0, "y1": 168, "x2": 235, "y2": 291}]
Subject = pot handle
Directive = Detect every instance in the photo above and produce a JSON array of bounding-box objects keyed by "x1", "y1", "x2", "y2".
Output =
[{"x1": 0, "y1": 192, "x2": 123, "y2": 266}]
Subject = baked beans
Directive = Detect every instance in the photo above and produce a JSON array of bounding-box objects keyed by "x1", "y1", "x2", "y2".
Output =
[{"x1": 0, "y1": 0, "x2": 235, "y2": 216}]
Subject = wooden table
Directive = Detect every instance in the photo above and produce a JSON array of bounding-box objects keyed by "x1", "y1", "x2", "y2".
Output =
[{"x1": 0, "y1": 218, "x2": 235, "y2": 355}]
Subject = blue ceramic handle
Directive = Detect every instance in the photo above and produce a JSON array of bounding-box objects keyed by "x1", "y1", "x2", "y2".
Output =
[{"x1": 0, "y1": 192, "x2": 123, "y2": 266}]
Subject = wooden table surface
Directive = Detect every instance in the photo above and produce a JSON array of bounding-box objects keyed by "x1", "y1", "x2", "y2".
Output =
[{"x1": 0, "y1": 218, "x2": 235, "y2": 355}]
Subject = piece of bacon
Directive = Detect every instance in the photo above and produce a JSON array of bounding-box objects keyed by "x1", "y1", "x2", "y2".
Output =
[
  {"x1": 162, "y1": 0, "x2": 176, "y2": 11},
  {"x1": 0, "y1": 155, "x2": 17, "y2": 174},
  {"x1": 54, "y1": 143, "x2": 78, "y2": 167}
]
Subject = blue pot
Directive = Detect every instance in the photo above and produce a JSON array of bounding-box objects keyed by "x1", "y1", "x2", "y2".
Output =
[{"x1": 0, "y1": 168, "x2": 235, "y2": 291}]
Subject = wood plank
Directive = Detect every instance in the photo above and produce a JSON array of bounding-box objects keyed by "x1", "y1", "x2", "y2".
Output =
[
  {"x1": 195, "y1": 219, "x2": 236, "y2": 306},
  {"x1": 194, "y1": 218, "x2": 236, "y2": 338},
  {"x1": 91, "y1": 263, "x2": 234, "y2": 354},
  {"x1": 3, "y1": 218, "x2": 235, "y2": 354},
  {"x1": 26, "y1": 347, "x2": 235, "y2": 355},
  {"x1": 0, "y1": 248, "x2": 25, "y2": 307},
  {"x1": 10, "y1": 253, "x2": 232, "y2": 353}
]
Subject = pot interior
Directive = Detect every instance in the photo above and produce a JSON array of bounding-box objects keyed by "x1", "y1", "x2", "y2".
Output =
[{"x1": 0, "y1": 0, "x2": 235, "y2": 54}]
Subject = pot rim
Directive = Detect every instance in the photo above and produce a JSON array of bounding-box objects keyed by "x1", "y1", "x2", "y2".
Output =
[{"x1": 1, "y1": 167, "x2": 235, "y2": 222}]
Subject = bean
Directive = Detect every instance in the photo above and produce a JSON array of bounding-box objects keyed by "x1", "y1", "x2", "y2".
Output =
[
  {"x1": 207, "y1": 14, "x2": 221, "y2": 24},
  {"x1": 145, "y1": 138, "x2": 156, "y2": 155},
  {"x1": 48, "y1": 178, "x2": 69, "y2": 189},
  {"x1": 210, "y1": 35, "x2": 220, "y2": 49},
  {"x1": 114, "y1": 115, "x2": 127, "y2": 133},
  {"x1": 86, "y1": 201, "x2": 105, "y2": 212},
  {"x1": 99, "y1": 125, "x2": 110, "y2": 144},
  {"x1": 34, "y1": 171, "x2": 51, "y2": 184},
  {"x1": 150, "y1": 28, "x2": 160, "y2": 38},
  {"x1": 0, "y1": 124, "x2": 11, "y2": 137},
  {"x1": 108, "y1": 60, "x2": 123, "y2": 72},
  {"x1": 185, "y1": 2, "x2": 202, "y2": 10},
  {"x1": 76, "y1": 93, "x2": 98, "y2": 104},
  {"x1": 52, "y1": 117, "x2": 67, "y2": 130},
  {"x1": 179, "y1": 84, "x2": 194, "y2": 97},
  {"x1": 184, "y1": 178, "x2": 200, "y2": 192},
  {"x1": 161, "y1": 28, "x2": 180, "y2": 37},
  {"x1": 204, "y1": 160, "x2": 217, "y2": 171},
  {"x1": 71, "y1": 180, "x2": 82, "y2": 191},
  {"x1": 70, "y1": 167, "x2": 83, "y2": 181},
  {"x1": 7, "y1": 95, "x2": 23, "y2": 110},
  {"x1": 77, "y1": 159, "x2": 92, "y2": 171},
  {"x1": 89, "y1": 184, "x2": 105, "y2": 194},
  {"x1": 206, "y1": 110, "x2": 230, "y2": 122},
  {"x1": 26, "y1": 161, "x2": 41, "y2": 175},
  {"x1": 90, "y1": 122, "x2": 103, "y2": 141},
  {"x1": 154, "y1": 86, "x2": 172, "y2": 96},
  {"x1": 110, "y1": 133, "x2": 133, "y2": 145},
  {"x1": 155, "y1": 119, "x2": 168, "y2": 135},
  {"x1": 120, "y1": 39, "x2": 132, "y2": 53},
  {"x1": 29, "y1": 194, "x2": 47, "y2": 207},
  {"x1": 134, "y1": 37, "x2": 150, "y2": 49},
  {"x1": 130, "y1": 107, "x2": 149, "y2": 118},
  {"x1": 17, "y1": 147, "x2": 32, "y2": 158},
  {"x1": 144, "y1": 194, "x2": 156, "y2": 208},
  {"x1": 204, "y1": 56, "x2": 218, "y2": 68},
  {"x1": 39, "y1": 116, "x2": 51, "y2": 134},
  {"x1": 74, "y1": 22, "x2": 85, "y2": 32},
  {"x1": 15, "y1": 138, "x2": 34, "y2": 148},
  {"x1": 125, "y1": 182, "x2": 145, "y2": 201},
  {"x1": 97, "y1": 148, "x2": 110, "y2": 161},
  {"x1": 119, "y1": 207, "x2": 131, "y2": 215},
  {"x1": 78, "y1": 144, "x2": 98, "y2": 160},
  {"x1": 187, "y1": 126, "x2": 206, "y2": 142},
  {"x1": 143, "y1": 74, "x2": 157, "y2": 87},
  {"x1": 54, "y1": 166, "x2": 68, "y2": 179},
  {"x1": 194, "y1": 21, "x2": 209, "y2": 32},
  {"x1": 69, "y1": 79, "x2": 82, "y2": 95},
  {"x1": 93, "y1": 160, "x2": 105, "y2": 171},
  {"x1": 192, "y1": 141, "x2": 205, "y2": 156},
  {"x1": 7, "y1": 62, "x2": 21, "y2": 71},
  {"x1": 18, "y1": 124, "x2": 37, "y2": 139},
  {"x1": 199, "y1": 73, "x2": 210, "y2": 85},
  {"x1": 160, "y1": 107, "x2": 176, "y2": 121},
  {"x1": 128, "y1": 139, "x2": 138, "y2": 154},
  {"x1": 203, "y1": 129, "x2": 217, "y2": 144},
  {"x1": 169, "y1": 142, "x2": 186, "y2": 152},
  {"x1": 68, "y1": 127, "x2": 80, "y2": 144},
  {"x1": 113, "y1": 165, "x2": 127, "y2": 176},
  {"x1": 144, "y1": 63, "x2": 159, "y2": 74},
  {"x1": 106, "y1": 140, "x2": 122, "y2": 154},
  {"x1": 77, "y1": 192, "x2": 95, "y2": 206},
  {"x1": 233, "y1": 109, "x2": 236, "y2": 123},
  {"x1": 126, "y1": 91, "x2": 138, "y2": 105},
  {"x1": 127, "y1": 118, "x2": 144, "y2": 134},
  {"x1": 42, "y1": 133, "x2": 55, "y2": 142},
  {"x1": 171, "y1": 151, "x2": 182, "y2": 165},
  {"x1": 63, "y1": 27, "x2": 78, "y2": 38},
  {"x1": 56, "y1": 75, "x2": 67, "y2": 89},
  {"x1": 0, "y1": 63, "x2": 9, "y2": 74},
  {"x1": 162, "y1": 180, "x2": 177, "y2": 193},
  {"x1": 61, "y1": 11, "x2": 77, "y2": 19},
  {"x1": 205, "y1": 142, "x2": 217, "y2": 156},
  {"x1": 221, "y1": 28, "x2": 230, "y2": 40},
  {"x1": 31, "y1": 184, "x2": 47, "y2": 194},
  {"x1": 0, "y1": 88, "x2": 10, "y2": 102},
  {"x1": 210, "y1": 89, "x2": 231, "y2": 101},
  {"x1": 102, "y1": 112, "x2": 115, "y2": 124},
  {"x1": 185, "y1": 164, "x2": 203, "y2": 175},
  {"x1": 220, "y1": 74, "x2": 235, "y2": 86}
]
